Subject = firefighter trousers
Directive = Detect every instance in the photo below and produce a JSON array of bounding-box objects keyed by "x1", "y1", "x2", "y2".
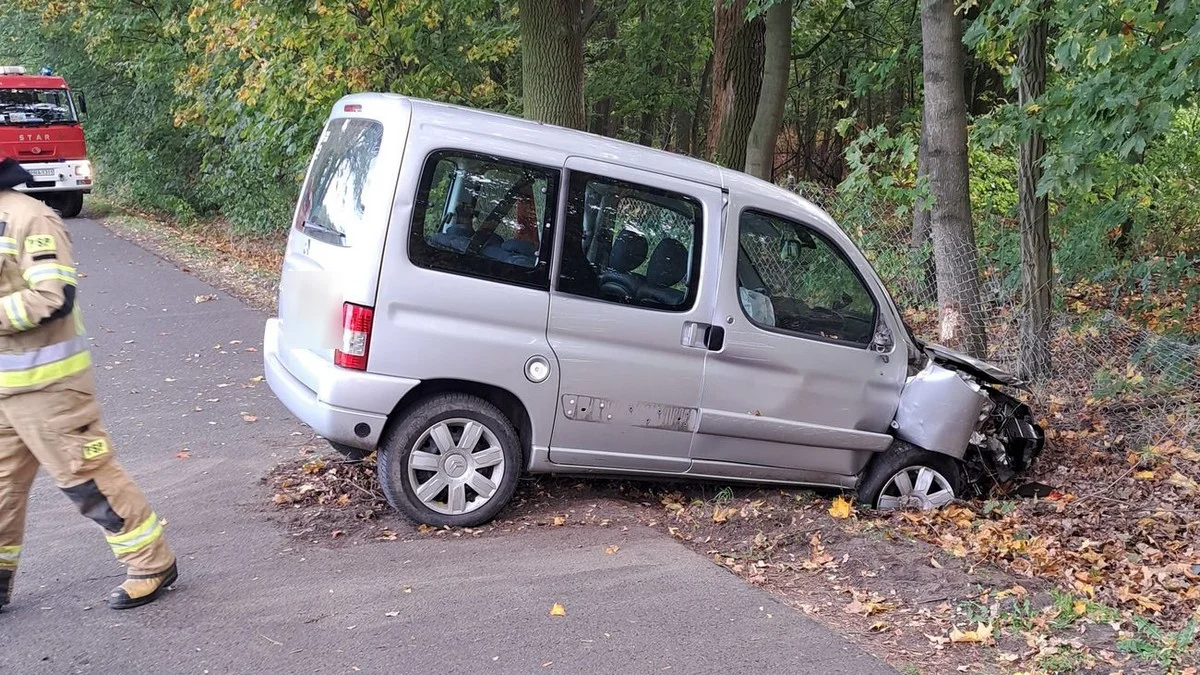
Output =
[{"x1": 0, "y1": 371, "x2": 173, "y2": 585}]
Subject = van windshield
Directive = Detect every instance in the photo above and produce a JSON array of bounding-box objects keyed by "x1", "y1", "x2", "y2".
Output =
[{"x1": 295, "y1": 118, "x2": 386, "y2": 246}]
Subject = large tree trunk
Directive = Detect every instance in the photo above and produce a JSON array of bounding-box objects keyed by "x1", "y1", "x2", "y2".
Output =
[
  {"x1": 588, "y1": 13, "x2": 617, "y2": 137},
  {"x1": 910, "y1": 120, "x2": 937, "y2": 305},
  {"x1": 745, "y1": 0, "x2": 791, "y2": 181},
  {"x1": 920, "y1": 0, "x2": 987, "y2": 358},
  {"x1": 708, "y1": 0, "x2": 765, "y2": 169},
  {"x1": 519, "y1": 0, "x2": 586, "y2": 130},
  {"x1": 1017, "y1": 1, "x2": 1052, "y2": 379}
]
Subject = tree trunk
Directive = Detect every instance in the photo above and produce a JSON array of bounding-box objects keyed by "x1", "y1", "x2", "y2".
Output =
[
  {"x1": 910, "y1": 120, "x2": 936, "y2": 305},
  {"x1": 920, "y1": 0, "x2": 987, "y2": 358},
  {"x1": 691, "y1": 54, "x2": 714, "y2": 156},
  {"x1": 745, "y1": 0, "x2": 791, "y2": 181},
  {"x1": 519, "y1": 0, "x2": 586, "y2": 130},
  {"x1": 1017, "y1": 1, "x2": 1052, "y2": 379},
  {"x1": 588, "y1": 13, "x2": 617, "y2": 137},
  {"x1": 674, "y1": 67, "x2": 696, "y2": 155},
  {"x1": 709, "y1": 0, "x2": 765, "y2": 168}
]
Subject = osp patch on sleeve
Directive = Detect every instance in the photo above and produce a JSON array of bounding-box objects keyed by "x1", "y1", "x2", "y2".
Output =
[
  {"x1": 82, "y1": 438, "x2": 110, "y2": 460},
  {"x1": 24, "y1": 234, "x2": 57, "y2": 255}
]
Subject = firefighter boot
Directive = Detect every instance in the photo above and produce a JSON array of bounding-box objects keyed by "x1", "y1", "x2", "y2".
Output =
[
  {"x1": 107, "y1": 560, "x2": 178, "y2": 610},
  {"x1": 0, "y1": 568, "x2": 12, "y2": 612}
]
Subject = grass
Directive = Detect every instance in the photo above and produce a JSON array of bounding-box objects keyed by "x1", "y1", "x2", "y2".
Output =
[
  {"x1": 1117, "y1": 617, "x2": 1198, "y2": 667},
  {"x1": 1036, "y1": 646, "x2": 1089, "y2": 674}
]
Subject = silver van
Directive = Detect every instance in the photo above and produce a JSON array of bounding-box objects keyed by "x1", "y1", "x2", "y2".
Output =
[{"x1": 264, "y1": 94, "x2": 1044, "y2": 527}]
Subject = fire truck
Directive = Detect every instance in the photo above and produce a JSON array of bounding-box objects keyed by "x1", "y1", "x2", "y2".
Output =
[{"x1": 0, "y1": 66, "x2": 92, "y2": 218}]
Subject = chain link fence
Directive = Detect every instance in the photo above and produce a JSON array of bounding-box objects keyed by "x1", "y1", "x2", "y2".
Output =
[{"x1": 784, "y1": 182, "x2": 1200, "y2": 455}]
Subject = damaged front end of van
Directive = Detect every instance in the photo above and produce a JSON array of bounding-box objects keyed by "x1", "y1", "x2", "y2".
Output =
[{"x1": 891, "y1": 343, "x2": 1046, "y2": 497}]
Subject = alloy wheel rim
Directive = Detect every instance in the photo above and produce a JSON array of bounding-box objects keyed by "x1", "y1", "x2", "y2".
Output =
[
  {"x1": 406, "y1": 418, "x2": 505, "y2": 515},
  {"x1": 877, "y1": 466, "x2": 954, "y2": 510}
]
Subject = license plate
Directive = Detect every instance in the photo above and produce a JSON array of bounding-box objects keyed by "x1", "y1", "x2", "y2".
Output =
[{"x1": 29, "y1": 168, "x2": 55, "y2": 177}]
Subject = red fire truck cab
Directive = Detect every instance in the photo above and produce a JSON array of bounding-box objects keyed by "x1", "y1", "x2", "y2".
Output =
[{"x1": 0, "y1": 66, "x2": 92, "y2": 218}]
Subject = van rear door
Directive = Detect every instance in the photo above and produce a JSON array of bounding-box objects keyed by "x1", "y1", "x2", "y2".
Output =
[{"x1": 275, "y1": 101, "x2": 410, "y2": 389}]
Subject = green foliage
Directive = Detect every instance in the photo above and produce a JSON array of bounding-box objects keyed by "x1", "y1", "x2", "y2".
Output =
[{"x1": 1117, "y1": 617, "x2": 1198, "y2": 667}]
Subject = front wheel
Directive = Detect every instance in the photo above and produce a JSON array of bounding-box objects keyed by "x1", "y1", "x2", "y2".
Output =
[
  {"x1": 856, "y1": 441, "x2": 962, "y2": 510},
  {"x1": 378, "y1": 393, "x2": 522, "y2": 527},
  {"x1": 58, "y1": 192, "x2": 84, "y2": 219},
  {"x1": 44, "y1": 192, "x2": 83, "y2": 218}
]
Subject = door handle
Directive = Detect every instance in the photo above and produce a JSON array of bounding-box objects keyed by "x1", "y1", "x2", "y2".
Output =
[
  {"x1": 682, "y1": 322, "x2": 725, "y2": 351},
  {"x1": 703, "y1": 325, "x2": 725, "y2": 351}
]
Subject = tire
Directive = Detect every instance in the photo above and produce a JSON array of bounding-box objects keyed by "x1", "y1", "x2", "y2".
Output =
[
  {"x1": 58, "y1": 192, "x2": 84, "y2": 219},
  {"x1": 856, "y1": 440, "x2": 962, "y2": 510},
  {"x1": 378, "y1": 393, "x2": 522, "y2": 527}
]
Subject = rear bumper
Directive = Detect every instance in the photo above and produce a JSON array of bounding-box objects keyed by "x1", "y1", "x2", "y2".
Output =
[
  {"x1": 263, "y1": 318, "x2": 418, "y2": 450},
  {"x1": 14, "y1": 159, "x2": 93, "y2": 193}
]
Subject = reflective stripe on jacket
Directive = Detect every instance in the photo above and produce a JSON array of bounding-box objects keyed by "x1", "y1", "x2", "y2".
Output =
[{"x1": 0, "y1": 190, "x2": 90, "y2": 395}]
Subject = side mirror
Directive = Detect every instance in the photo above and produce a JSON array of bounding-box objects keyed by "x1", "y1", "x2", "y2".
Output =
[
  {"x1": 779, "y1": 238, "x2": 802, "y2": 261},
  {"x1": 870, "y1": 324, "x2": 894, "y2": 353},
  {"x1": 76, "y1": 92, "x2": 88, "y2": 115}
]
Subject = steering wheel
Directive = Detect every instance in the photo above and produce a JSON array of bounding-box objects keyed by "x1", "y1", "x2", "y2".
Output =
[{"x1": 805, "y1": 306, "x2": 847, "y2": 332}]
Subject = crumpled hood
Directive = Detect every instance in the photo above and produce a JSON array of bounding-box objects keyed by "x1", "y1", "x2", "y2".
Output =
[
  {"x1": 922, "y1": 343, "x2": 1027, "y2": 389},
  {"x1": 0, "y1": 158, "x2": 33, "y2": 191}
]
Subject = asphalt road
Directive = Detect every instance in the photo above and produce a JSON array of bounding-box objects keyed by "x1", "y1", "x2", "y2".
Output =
[{"x1": 1, "y1": 217, "x2": 894, "y2": 675}]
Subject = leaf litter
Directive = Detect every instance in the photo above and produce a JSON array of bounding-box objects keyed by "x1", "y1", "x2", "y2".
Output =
[{"x1": 263, "y1": 407, "x2": 1200, "y2": 673}]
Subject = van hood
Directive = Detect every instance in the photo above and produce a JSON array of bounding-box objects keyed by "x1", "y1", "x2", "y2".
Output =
[{"x1": 921, "y1": 342, "x2": 1027, "y2": 390}]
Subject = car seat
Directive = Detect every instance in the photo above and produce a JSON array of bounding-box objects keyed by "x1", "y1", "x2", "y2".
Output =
[
  {"x1": 598, "y1": 229, "x2": 648, "y2": 302},
  {"x1": 637, "y1": 238, "x2": 688, "y2": 307}
]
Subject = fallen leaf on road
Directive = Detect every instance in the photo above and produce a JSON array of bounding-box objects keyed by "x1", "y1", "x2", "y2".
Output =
[
  {"x1": 869, "y1": 620, "x2": 889, "y2": 632},
  {"x1": 194, "y1": 294, "x2": 218, "y2": 304},
  {"x1": 176, "y1": 450, "x2": 190, "y2": 459},
  {"x1": 604, "y1": 545, "x2": 619, "y2": 555},
  {"x1": 949, "y1": 623, "x2": 993, "y2": 644},
  {"x1": 552, "y1": 515, "x2": 566, "y2": 526},
  {"x1": 375, "y1": 530, "x2": 397, "y2": 541},
  {"x1": 1134, "y1": 470, "x2": 1156, "y2": 480},
  {"x1": 250, "y1": 375, "x2": 264, "y2": 382},
  {"x1": 829, "y1": 496, "x2": 853, "y2": 519},
  {"x1": 336, "y1": 494, "x2": 351, "y2": 506},
  {"x1": 549, "y1": 603, "x2": 567, "y2": 617},
  {"x1": 241, "y1": 413, "x2": 259, "y2": 423}
]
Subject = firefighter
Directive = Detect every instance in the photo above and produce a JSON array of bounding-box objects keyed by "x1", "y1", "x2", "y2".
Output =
[{"x1": 0, "y1": 154, "x2": 177, "y2": 612}]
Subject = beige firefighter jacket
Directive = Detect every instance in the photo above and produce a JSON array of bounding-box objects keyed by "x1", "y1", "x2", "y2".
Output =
[{"x1": 0, "y1": 190, "x2": 87, "y2": 396}]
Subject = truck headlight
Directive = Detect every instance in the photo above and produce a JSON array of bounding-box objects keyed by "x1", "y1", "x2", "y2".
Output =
[{"x1": 74, "y1": 162, "x2": 92, "y2": 178}]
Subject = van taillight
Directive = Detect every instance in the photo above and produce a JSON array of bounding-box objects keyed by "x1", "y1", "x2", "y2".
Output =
[{"x1": 334, "y1": 302, "x2": 374, "y2": 370}]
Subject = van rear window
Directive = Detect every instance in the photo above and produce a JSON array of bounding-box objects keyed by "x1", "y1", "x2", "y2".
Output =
[{"x1": 294, "y1": 118, "x2": 386, "y2": 246}]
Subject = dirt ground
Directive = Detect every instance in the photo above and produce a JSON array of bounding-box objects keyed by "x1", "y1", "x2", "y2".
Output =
[
  {"x1": 95, "y1": 203, "x2": 1198, "y2": 674},
  {"x1": 264, "y1": 445, "x2": 1197, "y2": 675}
]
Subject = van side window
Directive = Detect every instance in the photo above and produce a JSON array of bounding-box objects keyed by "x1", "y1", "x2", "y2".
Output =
[
  {"x1": 737, "y1": 210, "x2": 877, "y2": 346},
  {"x1": 557, "y1": 172, "x2": 701, "y2": 311},
  {"x1": 294, "y1": 118, "x2": 386, "y2": 246},
  {"x1": 409, "y1": 151, "x2": 559, "y2": 289}
]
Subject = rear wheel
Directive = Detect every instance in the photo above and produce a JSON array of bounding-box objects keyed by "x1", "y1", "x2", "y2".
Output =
[
  {"x1": 378, "y1": 393, "x2": 522, "y2": 527},
  {"x1": 856, "y1": 441, "x2": 962, "y2": 510},
  {"x1": 58, "y1": 192, "x2": 84, "y2": 218},
  {"x1": 43, "y1": 192, "x2": 83, "y2": 218}
]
